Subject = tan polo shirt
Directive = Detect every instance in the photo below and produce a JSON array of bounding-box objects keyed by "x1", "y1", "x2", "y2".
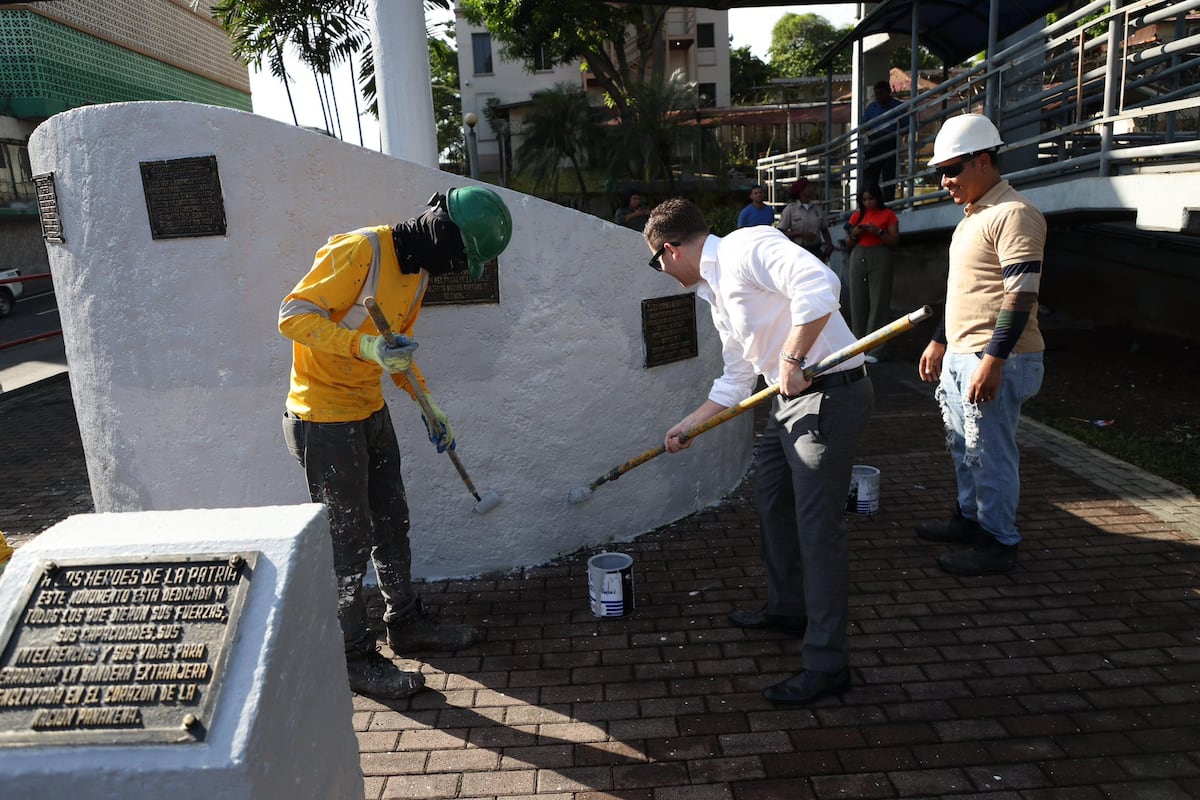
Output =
[{"x1": 945, "y1": 179, "x2": 1046, "y2": 354}]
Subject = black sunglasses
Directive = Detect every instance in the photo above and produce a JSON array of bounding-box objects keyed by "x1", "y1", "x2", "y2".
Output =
[
  {"x1": 649, "y1": 241, "x2": 682, "y2": 271},
  {"x1": 936, "y1": 154, "x2": 977, "y2": 179}
]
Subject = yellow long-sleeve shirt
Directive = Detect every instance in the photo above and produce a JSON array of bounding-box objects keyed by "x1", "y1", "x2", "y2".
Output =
[{"x1": 279, "y1": 226, "x2": 428, "y2": 422}]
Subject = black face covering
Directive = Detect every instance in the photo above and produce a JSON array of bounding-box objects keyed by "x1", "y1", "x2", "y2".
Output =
[{"x1": 391, "y1": 199, "x2": 468, "y2": 276}]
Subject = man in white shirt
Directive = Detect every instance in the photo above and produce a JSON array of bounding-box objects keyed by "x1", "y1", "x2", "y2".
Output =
[{"x1": 645, "y1": 198, "x2": 874, "y2": 705}]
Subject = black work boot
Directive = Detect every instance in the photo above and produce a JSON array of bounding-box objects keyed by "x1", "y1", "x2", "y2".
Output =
[
  {"x1": 345, "y1": 647, "x2": 425, "y2": 699},
  {"x1": 915, "y1": 510, "x2": 983, "y2": 543},
  {"x1": 387, "y1": 598, "x2": 479, "y2": 654},
  {"x1": 937, "y1": 538, "x2": 1019, "y2": 576}
]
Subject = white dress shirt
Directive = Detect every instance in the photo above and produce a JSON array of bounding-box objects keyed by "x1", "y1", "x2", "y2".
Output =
[{"x1": 694, "y1": 226, "x2": 863, "y2": 408}]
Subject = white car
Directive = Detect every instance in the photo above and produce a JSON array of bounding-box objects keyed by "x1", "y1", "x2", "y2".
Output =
[{"x1": 0, "y1": 267, "x2": 23, "y2": 317}]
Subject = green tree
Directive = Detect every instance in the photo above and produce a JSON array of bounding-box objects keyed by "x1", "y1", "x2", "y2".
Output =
[
  {"x1": 606, "y1": 71, "x2": 703, "y2": 194},
  {"x1": 768, "y1": 13, "x2": 851, "y2": 77},
  {"x1": 729, "y1": 45, "x2": 775, "y2": 105},
  {"x1": 458, "y1": 0, "x2": 669, "y2": 118},
  {"x1": 514, "y1": 84, "x2": 595, "y2": 202},
  {"x1": 891, "y1": 44, "x2": 943, "y2": 72},
  {"x1": 214, "y1": 0, "x2": 450, "y2": 135}
]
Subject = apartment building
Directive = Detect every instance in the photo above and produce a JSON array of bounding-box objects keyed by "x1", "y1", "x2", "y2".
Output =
[{"x1": 454, "y1": 5, "x2": 730, "y2": 174}]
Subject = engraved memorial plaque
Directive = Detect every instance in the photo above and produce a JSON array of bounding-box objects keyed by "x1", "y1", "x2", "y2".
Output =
[
  {"x1": 140, "y1": 156, "x2": 227, "y2": 239},
  {"x1": 34, "y1": 173, "x2": 64, "y2": 244},
  {"x1": 0, "y1": 553, "x2": 256, "y2": 746},
  {"x1": 642, "y1": 293, "x2": 698, "y2": 368},
  {"x1": 424, "y1": 258, "x2": 500, "y2": 306}
]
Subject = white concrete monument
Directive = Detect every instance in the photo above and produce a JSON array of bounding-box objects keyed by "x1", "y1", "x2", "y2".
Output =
[
  {"x1": 27, "y1": 101, "x2": 753, "y2": 580},
  {"x1": 0, "y1": 504, "x2": 362, "y2": 799}
]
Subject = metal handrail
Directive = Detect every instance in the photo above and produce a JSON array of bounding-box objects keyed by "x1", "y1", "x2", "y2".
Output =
[{"x1": 757, "y1": 0, "x2": 1200, "y2": 223}]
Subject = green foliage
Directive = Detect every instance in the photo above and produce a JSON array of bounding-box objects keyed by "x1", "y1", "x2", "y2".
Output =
[
  {"x1": 458, "y1": 0, "x2": 668, "y2": 115},
  {"x1": 890, "y1": 44, "x2": 942, "y2": 71},
  {"x1": 515, "y1": 84, "x2": 597, "y2": 201},
  {"x1": 729, "y1": 45, "x2": 775, "y2": 105},
  {"x1": 604, "y1": 71, "x2": 703, "y2": 194},
  {"x1": 768, "y1": 13, "x2": 851, "y2": 77}
]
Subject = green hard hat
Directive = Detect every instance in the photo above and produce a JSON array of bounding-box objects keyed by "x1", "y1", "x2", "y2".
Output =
[{"x1": 447, "y1": 186, "x2": 513, "y2": 279}]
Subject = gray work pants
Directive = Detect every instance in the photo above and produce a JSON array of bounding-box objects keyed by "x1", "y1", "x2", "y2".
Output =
[
  {"x1": 282, "y1": 406, "x2": 416, "y2": 656},
  {"x1": 754, "y1": 375, "x2": 874, "y2": 672}
]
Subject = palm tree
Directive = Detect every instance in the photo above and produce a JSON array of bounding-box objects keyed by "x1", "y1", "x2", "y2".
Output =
[
  {"x1": 514, "y1": 84, "x2": 596, "y2": 203},
  {"x1": 213, "y1": 0, "x2": 449, "y2": 133},
  {"x1": 606, "y1": 70, "x2": 702, "y2": 195}
]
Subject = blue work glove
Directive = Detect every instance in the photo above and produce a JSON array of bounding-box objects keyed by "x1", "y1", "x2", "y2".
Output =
[
  {"x1": 359, "y1": 334, "x2": 418, "y2": 374},
  {"x1": 420, "y1": 394, "x2": 456, "y2": 453}
]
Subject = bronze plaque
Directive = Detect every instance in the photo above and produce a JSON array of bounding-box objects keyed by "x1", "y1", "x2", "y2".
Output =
[
  {"x1": 642, "y1": 293, "x2": 698, "y2": 368},
  {"x1": 423, "y1": 258, "x2": 500, "y2": 305},
  {"x1": 140, "y1": 156, "x2": 227, "y2": 239},
  {"x1": 34, "y1": 173, "x2": 63, "y2": 244},
  {"x1": 0, "y1": 553, "x2": 256, "y2": 747}
]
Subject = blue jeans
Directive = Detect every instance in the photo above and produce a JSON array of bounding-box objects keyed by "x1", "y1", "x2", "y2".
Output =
[{"x1": 936, "y1": 351, "x2": 1044, "y2": 545}]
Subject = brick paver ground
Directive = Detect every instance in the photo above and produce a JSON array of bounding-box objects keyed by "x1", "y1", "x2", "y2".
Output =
[{"x1": 2, "y1": 362, "x2": 1198, "y2": 799}]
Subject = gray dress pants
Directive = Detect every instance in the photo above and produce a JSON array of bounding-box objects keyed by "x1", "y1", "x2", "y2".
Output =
[{"x1": 753, "y1": 375, "x2": 874, "y2": 672}]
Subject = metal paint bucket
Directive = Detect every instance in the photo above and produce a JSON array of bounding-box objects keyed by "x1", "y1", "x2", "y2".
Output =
[
  {"x1": 846, "y1": 465, "x2": 880, "y2": 515},
  {"x1": 587, "y1": 552, "x2": 634, "y2": 617}
]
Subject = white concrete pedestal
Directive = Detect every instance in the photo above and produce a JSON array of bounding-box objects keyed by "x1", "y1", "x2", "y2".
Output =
[{"x1": 0, "y1": 504, "x2": 362, "y2": 800}]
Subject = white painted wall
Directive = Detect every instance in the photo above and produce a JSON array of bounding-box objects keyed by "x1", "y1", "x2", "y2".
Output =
[
  {"x1": 28, "y1": 101, "x2": 752, "y2": 581},
  {"x1": 0, "y1": 504, "x2": 361, "y2": 799}
]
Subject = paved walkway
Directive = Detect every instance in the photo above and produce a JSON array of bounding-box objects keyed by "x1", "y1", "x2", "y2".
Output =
[{"x1": 2, "y1": 364, "x2": 1198, "y2": 799}]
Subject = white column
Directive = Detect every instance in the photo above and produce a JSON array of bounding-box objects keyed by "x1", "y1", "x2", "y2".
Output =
[{"x1": 368, "y1": 0, "x2": 438, "y2": 166}]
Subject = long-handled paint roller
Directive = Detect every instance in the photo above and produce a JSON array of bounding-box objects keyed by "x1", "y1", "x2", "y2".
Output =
[
  {"x1": 363, "y1": 295, "x2": 503, "y2": 515},
  {"x1": 567, "y1": 305, "x2": 933, "y2": 505}
]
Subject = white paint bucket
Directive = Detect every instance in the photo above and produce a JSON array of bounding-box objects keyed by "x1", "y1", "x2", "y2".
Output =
[
  {"x1": 846, "y1": 465, "x2": 880, "y2": 515},
  {"x1": 587, "y1": 552, "x2": 635, "y2": 617}
]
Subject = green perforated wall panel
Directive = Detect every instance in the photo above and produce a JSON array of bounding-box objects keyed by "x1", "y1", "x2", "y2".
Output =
[{"x1": 0, "y1": 11, "x2": 251, "y2": 115}]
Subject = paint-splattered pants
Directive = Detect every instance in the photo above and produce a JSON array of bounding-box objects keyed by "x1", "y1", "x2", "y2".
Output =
[
  {"x1": 755, "y1": 374, "x2": 874, "y2": 673},
  {"x1": 283, "y1": 406, "x2": 415, "y2": 657},
  {"x1": 936, "y1": 351, "x2": 1044, "y2": 545}
]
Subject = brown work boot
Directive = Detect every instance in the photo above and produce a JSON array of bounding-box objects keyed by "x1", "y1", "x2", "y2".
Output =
[
  {"x1": 345, "y1": 647, "x2": 425, "y2": 699},
  {"x1": 387, "y1": 598, "x2": 479, "y2": 654},
  {"x1": 915, "y1": 510, "x2": 983, "y2": 543}
]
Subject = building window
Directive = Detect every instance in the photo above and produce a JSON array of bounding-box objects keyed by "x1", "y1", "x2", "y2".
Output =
[
  {"x1": 698, "y1": 83, "x2": 717, "y2": 107},
  {"x1": 532, "y1": 45, "x2": 552, "y2": 72},
  {"x1": 472, "y1": 33, "x2": 493, "y2": 75},
  {"x1": 697, "y1": 23, "x2": 715, "y2": 49}
]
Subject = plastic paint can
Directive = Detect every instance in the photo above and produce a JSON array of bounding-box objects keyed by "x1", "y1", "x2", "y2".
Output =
[
  {"x1": 846, "y1": 465, "x2": 880, "y2": 515},
  {"x1": 587, "y1": 552, "x2": 634, "y2": 617}
]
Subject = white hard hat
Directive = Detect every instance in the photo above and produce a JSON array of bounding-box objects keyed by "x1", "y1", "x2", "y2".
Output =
[{"x1": 929, "y1": 114, "x2": 1004, "y2": 166}]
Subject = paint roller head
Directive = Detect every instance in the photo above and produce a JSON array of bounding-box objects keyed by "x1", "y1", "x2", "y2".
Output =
[
  {"x1": 567, "y1": 486, "x2": 592, "y2": 505},
  {"x1": 472, "y1": 490, "x2": 503, "y2": 515}
]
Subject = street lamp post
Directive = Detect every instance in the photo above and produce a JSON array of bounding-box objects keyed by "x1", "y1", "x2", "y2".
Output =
[{"x1": 464, "y1": 112, "x2": 479, "y2": 180}]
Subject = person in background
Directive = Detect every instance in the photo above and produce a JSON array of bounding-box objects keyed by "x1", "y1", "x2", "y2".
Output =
[
  {"x1": 279, "y1": 187, "x2": 513, "y2": 699},
  {"x1": 862, "y1": 80, "x2": 905, "y2": 203},
  {"x1": 737, "y1": 184, "x2": 776, "y2": 228},
  {"x1": 615, "y1": 189, "x2": 651, "y2": 232},
  {"x1": 916, "y1": 114, "x2": 1046, "y2": 576},
  {"x1": 644, "y1": 198, "x2": 873, "y2": 706},
  {"x1": 778, "y1": 178, "x2": 833, "y2": 261},
  {"x1": 844, "y1": 184, "x2": 900, "y2": 363}
]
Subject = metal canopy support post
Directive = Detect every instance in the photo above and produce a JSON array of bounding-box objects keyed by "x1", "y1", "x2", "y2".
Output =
[
  {"x1": 908, "y1": 0, "x2": 920, "y2": 203},
  {"x1": 1100, "y1": 0, "x2": 1125, "y2": 177},
  {"x1": 985, "y1": 0, "x2": 1001, "y2": 118}
]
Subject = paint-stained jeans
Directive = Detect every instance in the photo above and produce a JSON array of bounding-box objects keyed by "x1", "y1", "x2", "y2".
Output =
[
  {"x1": 936, "y1": 351, "x2": 1044, "y2": 545},
  {"x1": 755, "y1": 375, "x2": 874, "y2": 673},
  {"x1": 282, "y1": 406, "x2": 415, "y2": 656}
]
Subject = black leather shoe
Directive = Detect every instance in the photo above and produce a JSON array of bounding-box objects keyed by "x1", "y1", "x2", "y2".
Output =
[
  {"x1": 762, "y1": 668, "x2": 851, "y2": 705},
  {"x1": 915, "y1": 510, "x2": 983, "y2": 543},
  {"x1": 938, "y1": 539, "x2": 1018, "y2": 575},
  {"x1": 727, "y1": 607, "x2": 807, "y2": 637}
]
